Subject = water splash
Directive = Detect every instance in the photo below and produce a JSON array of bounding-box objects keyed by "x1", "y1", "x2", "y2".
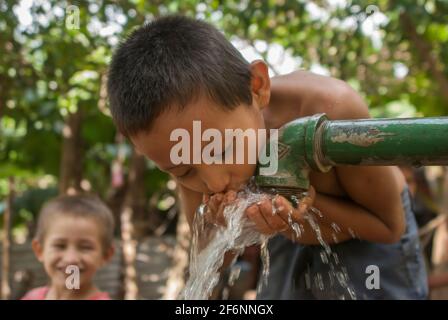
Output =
[
  {"x1": 181, "y1": 181, "x2": 357, "y2": 300},
  {"x1": 180, "y1": 184, "x2": 272, "y2": 300},
  {"x1": 298, "y1": 203, "x2": 357, "y2": 300}
]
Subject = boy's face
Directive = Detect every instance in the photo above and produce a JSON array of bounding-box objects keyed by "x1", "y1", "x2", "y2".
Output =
[
  {"x1": 131, "y1": 61, "x2": 271, "y2": 195},
  {"x1": 131, "y1": 96, "x2": 266, "y2": 194},
  {"x1": 32, "y1": 215, "x2": 114, "y2": 291}
]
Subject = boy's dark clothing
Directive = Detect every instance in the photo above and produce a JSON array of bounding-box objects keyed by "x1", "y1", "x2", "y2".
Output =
[{"x1": 257, "y1": 187, "x2": 428, "y2": 299}]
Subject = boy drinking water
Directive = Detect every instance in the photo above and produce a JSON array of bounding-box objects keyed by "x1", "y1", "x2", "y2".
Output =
[
  {"x1": 107, "y1": 15, "x2": 427, "y2": 299},
  {"x1": 22, "y1": 194, "x2": 115, "y2": 300}
]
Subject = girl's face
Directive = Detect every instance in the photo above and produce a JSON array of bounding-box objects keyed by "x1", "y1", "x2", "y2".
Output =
[{"x1": 32, "y1": 215, "x2": 114, "y2": 291}]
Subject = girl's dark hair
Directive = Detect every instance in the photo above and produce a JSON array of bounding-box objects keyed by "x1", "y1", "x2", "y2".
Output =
[{"x1": 107, "y1": 15, "x2": 253, "y2": 137}]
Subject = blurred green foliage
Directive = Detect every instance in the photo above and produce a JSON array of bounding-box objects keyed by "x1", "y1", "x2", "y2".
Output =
[{"x1": 1, "y1": 0, "x2": 447, "y2": 231}]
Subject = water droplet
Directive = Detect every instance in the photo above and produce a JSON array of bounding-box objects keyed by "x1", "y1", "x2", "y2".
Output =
[
  {"x1": 348, "y1": 228, "x2": 357, "y2": 239},
  {"x1": 331, "y1": 233, "x2": 338, "y2": 243},
  {"x1": 333, "y1": 253, "x2": 340, "y2": 265},
  {"x1": 336, "y1": 272, "x2": 347, "y2": 287},
  {"x1": 305, "y1": 269, "x2": 311, "y2": 289},
  {"x1": 320, "y1": 251, "x2": 329, "y2": 264},
  {"x1": 328, "y1": 271, "x2": 334, "y2": 287},
  {"x1": 314, "y1": 273, "x2": 324, "y2": 290},
  {"x1": 271, "y1": 195, "x2": 278, "y2": 215},
  {"x1": 292, "y1": 223, "x2": 302, "y2": 239},
  {"x1": 228, "y1": 265, "x2": 241, "y2": 287},
  {"x1": 347, "y1": 287, "x2": 357, "y2": 300},
  {"x1": 290, "y1": 195, "x2": 299, "y2": 207},
  {"x1": 311, "y1": 207, "x2": 323, "y2": 218},
  {"x1": 331, "y1": 222, "x2": 341, "y2": 233},
  {"x1": 287, "y1": 210, "x2": 293, "y2": 225}
]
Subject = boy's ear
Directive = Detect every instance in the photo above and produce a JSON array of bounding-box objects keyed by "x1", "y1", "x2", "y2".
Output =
[
  {"x1": 249, "y1": 60, "x2": 271, "y2": 110},
  {"x1": 31, "y1": 239, "x2": 44, "y2": 262}
]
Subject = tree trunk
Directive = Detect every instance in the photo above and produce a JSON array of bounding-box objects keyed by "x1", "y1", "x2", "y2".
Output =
[
  {"x1": 432, "y1": 167, "x2": 448, "y2": 266},
  {"x1": 106, "y1": 133, "x2": 127, "y2": 238},
  {"x1": 59, "y1": 109, "x2": 84, "y2": 195},
  {"x1": 1, "y1": 177, "x2": 14, "y2": 300},
  {"x1": 163, "y1": 195, "x2": 191, "y2": 299},
  {"x1": 128, "y1": 153, "x2": 147, "y2": 239},
  {"x1": 120, "y1": 150, "x2": 146, "y2": 300}
]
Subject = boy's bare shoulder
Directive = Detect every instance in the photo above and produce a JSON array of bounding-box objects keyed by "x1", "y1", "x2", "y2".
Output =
[{"x1": 270, "y1": 70, "x2": 370, "y2": 122}]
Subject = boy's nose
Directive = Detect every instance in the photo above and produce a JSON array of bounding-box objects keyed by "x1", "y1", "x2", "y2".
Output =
[
  {"x1": 62, "y1": 248, "x2": 81, "y2": 264},
  {"x1": 206, "y1": 179, "x2": 229, "y2": 194},
  {"x1": 201, "y1": 170, "x2": 230, "y2": 194}
]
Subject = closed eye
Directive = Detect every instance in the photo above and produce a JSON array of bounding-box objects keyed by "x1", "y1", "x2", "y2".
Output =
[{"x1": 177, "y1": 168, "x2": 192, "y2": 178}]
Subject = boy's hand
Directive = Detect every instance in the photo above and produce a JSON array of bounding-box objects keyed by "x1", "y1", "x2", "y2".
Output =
[
  {"x1": 201, "y1": 187, "x2": 316, "y2": 237},
  {"x1": 202, "y1": 190, "x2": 238, "y2": 227},
  {"x1": 245, "y1": 187, "x2": 316, "y2": 236}
]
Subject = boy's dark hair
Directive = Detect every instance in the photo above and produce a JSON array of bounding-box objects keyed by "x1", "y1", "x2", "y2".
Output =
[
  {"x1": 35, "y1": 194, "x2": 115, "y2": 255},
  {"x1": 107, "y1": 15, "x2": 253, "y2": 137}
]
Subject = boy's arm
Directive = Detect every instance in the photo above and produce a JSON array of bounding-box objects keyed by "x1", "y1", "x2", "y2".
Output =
[
  {"x1": 252, "y1": 187, "x2": 402, "y2": 245},
  {"x1": 296, "y1": 188, "x2": 404, "y2": 244},
  {"x1": 256, "y1": 75, "x2": 406, "y2": 245},
  {"x1": 305, "y1": 81, "x2": 406, "y2": 243}
]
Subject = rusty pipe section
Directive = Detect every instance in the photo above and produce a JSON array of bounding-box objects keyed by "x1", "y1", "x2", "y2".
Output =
[
  {"x1": 316, "y1": 116, "x2": 448, "y2": 168},
  {"x1": 256, "y1": 113, "x2": 448, "y2": 192}
]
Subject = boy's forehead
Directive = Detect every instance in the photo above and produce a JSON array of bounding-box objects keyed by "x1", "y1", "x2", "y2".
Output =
[
  {"x1": 131, "y1": 123, "x2": 184, "y2": 166},
  {"x1": 132, "y1": 105, "x2": 230, "y2": 160},
  {"x1": 46, "y1": 215, "x2": 103, "y2": 237},
  {"x1": 131, "y1": 97, "x2": 260, "y2": 169}
]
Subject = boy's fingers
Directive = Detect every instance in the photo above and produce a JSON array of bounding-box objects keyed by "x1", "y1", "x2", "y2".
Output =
[
  {"x1": 223, "y1": 190, "x2": 237, "y2": 203},
  {"x1": 275, "y1": 196, "x2": 305, "y2": 223},
  {"x1": 203, "y1": 193, "x2": 221, "y2": 225},
  {"x1": 203, "y1": 191, "x2": 239, "y2": 227},
  {"x1": 208, "y1": 193, "x2": 223, "y2": 215},
  {"x1": 257, "y1": 199, "x2": 290, "y2": 232},
  {"x1": 246, "y1": 205, "x2": 275, "y2": 235},
  {"x1": 299, "y1": 186, "x2": 315, "y2": 208},
  {"x1": 214, "y1": 191, "x2": 237, "y2": 226},
  {"x1": 307, "y1": 186, "x2": 316, "y2": 202}
]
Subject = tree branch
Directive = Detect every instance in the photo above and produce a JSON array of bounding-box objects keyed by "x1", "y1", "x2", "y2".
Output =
[{"x1": 399, "y1": 12, "x2": 448, "y2": 103}]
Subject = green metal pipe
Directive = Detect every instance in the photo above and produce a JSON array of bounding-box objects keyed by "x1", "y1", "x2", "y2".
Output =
[
  {"x1": 255, "y1": 114, "x2": 448, "y2": 195},
  {"x1": 320, "y1": 117, "x2": 448, "y2": 167}
]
